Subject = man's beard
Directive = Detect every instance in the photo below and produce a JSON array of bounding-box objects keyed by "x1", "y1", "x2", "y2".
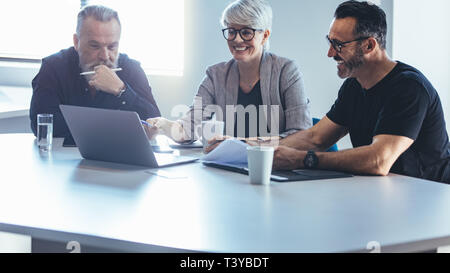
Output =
[{"x1": 335, "y1": 47, "x2": 364, "y2": 79}]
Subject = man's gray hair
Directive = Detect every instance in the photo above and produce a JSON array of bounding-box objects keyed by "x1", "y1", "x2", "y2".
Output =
[
  {"x1": 76, "y1": 5, "x2": 121, "y2": 36},
  {"x1": 221, "y1": 0, "x2": 273, "y2": 50}
]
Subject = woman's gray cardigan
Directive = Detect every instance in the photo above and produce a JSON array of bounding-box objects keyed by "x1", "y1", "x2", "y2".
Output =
[{"x1": 178, "y1": 51, "x2": 312, "y2": 140}]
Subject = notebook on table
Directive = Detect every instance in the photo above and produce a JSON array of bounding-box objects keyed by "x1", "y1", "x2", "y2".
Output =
[{"x1": 201, "y1": 139, "x2": 353, "y2": 182}]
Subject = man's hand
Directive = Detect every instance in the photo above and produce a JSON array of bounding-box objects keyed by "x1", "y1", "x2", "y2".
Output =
[
  {"x1": 204, "y1": 136, "x2": 280, "y2": 154},
  {"x1": 245, "y1": 136, "x2": 281, "y2": 147},
  {"x1": 88, "y1": 65, "x2": 125, "y2": 95},
  {"x1": 273, "y1": 146, "x2": 306, "y2": 171}
]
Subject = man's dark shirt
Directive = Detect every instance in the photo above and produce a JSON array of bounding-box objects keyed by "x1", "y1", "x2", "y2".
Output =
[
  {"x1": 327, "y1": 61, "x2": 450, "y2": 183},
  {"x1": 30, "y1": 47, "x2": 161, "y2": 137}
]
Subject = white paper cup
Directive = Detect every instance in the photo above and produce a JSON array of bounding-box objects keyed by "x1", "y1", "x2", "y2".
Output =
[
  {"x1": 247, "y1": 146, "x2": 274, "y2": 185},
  {"x1": 201, "y1": 120, "x2": 224, "y2": 151}
]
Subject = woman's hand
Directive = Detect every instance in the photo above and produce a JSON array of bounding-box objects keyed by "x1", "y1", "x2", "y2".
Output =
[
  {"x1": 143, "y1": 118, "x2": 161, "y2": 140},
  {"x1": 204, "y1": 135, "x2": 232, "y2": 153},
  {"x1": 146, "y1": 117, "x2": 188, "y2": 143}
]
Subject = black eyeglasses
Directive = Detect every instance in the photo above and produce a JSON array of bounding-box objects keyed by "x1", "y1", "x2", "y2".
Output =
[
  {"x1": 326, "y1": 35, "x2": 369, "y2": 53},
  {"x1": 222, "y1": 27, "x2": 263, "y2": 41}
]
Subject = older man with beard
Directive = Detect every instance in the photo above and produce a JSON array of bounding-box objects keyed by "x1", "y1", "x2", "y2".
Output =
[
  {"x1": 30, "y1": 5, "x2": 160, "y2": 138},
  {"x1": 273, "y1": 0, "x2": 450, "y2": 183}
]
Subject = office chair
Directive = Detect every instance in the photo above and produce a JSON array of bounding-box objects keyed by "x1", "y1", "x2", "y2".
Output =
[{"x1": 313, "y1": 118, "x2": 338, "y2": 152}]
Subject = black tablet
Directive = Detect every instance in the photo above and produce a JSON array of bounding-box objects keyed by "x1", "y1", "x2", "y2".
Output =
[{"x1": 63, "y1": 136, "x2": 76, "y2": 147}]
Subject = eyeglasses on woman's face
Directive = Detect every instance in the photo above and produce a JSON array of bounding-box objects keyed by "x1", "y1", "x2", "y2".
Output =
[{"x1": 222, "y1": 27, "x2": 263, "y2": 42}]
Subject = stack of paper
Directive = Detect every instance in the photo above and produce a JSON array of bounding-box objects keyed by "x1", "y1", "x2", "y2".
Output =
[{"x1": 201, "y1": 139, "x2": 249, "y2": 164}]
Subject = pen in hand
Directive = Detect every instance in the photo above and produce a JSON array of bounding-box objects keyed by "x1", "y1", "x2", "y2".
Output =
[
  {"x1": 80, "y1": 68, "x2": 122, "y2": 76},
  {"x1": 141, "y1": 120, "x2": 153, "y2": 128}
]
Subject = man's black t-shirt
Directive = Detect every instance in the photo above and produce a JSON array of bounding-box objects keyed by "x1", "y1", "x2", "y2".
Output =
[{"x1": 327, "y1": 61, "x2": 450, "y2": 183}]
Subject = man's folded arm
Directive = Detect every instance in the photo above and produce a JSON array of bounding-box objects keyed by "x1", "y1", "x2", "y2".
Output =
[
  {"x1": 277, "y1": 116, "x2": 414, "y2": 176},
  {"x1": 280, "y1": 116, "x2": 348, "y2": 152},
  {"x1": 315, "y1": 134, "x2": 414, "y2": 176},
  {"x1": 114, "y1": 81, "x2": 161, "y2": 119},
  {"x1": 116, "y1": 62, "x2": 161, "y2": 119}
]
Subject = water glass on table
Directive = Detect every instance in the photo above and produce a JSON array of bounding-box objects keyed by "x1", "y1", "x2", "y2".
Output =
[{"x1": 37, "y1": 114, "x2": 53, "y2": 151}]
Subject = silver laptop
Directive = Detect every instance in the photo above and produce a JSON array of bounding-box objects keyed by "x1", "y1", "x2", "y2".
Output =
[{"x1": 60, "y1": 105, "x2": 198, "y2": 168}]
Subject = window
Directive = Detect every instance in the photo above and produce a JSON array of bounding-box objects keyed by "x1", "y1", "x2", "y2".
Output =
[
  {"x1": 0, "y1": 0, "x2": 184, "y2": 76},
  {"x1": 0, "y1": 1, "x2": 79, "y2": 60}
]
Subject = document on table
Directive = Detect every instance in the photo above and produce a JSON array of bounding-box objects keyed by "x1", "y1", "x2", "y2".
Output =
[{"x1": 201, "y1": 138, "x2": 249, "y2": 164}]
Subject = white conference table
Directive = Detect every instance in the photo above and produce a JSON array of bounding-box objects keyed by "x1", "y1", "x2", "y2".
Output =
[{"x1": 1, "y1": 133, "x2": 450, "y2": 253}]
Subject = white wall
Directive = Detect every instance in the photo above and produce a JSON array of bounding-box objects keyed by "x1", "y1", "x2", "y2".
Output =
[{"x1": 392, "y1": 0, "x2": 450, "y2": 133}]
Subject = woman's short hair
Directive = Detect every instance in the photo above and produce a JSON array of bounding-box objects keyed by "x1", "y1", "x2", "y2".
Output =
[{"x1": 221, "y1": 0, "x2": 273, "y2": 50}]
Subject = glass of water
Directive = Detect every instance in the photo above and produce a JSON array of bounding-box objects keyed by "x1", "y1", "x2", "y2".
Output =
[{"x1": 37, "y1": 114, "x2": 53, "y2": 151}]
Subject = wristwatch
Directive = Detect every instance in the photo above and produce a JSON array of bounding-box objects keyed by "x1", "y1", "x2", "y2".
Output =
[
  {"x1": 303, "y1": 150, "x2": 319, "y2": 169},
  {"x1": 116, "y1": 85, "x2": 127, "y2": 98}
]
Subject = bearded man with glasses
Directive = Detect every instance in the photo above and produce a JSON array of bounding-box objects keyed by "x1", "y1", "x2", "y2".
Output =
[{"x1": 274, "y1": 1, "x2": 450, "y2": 183}]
